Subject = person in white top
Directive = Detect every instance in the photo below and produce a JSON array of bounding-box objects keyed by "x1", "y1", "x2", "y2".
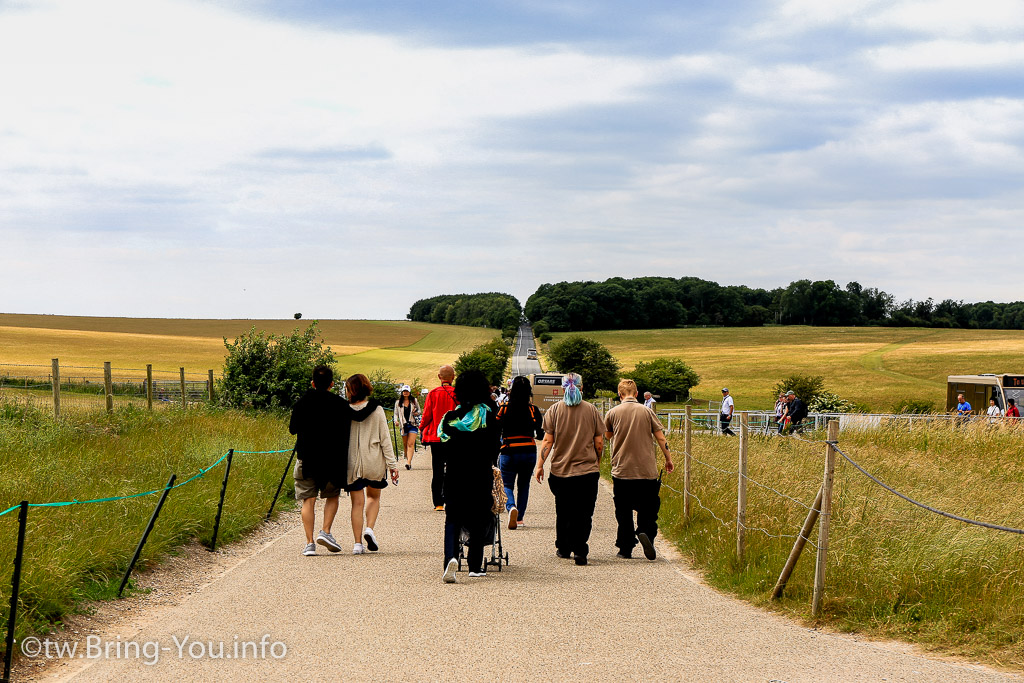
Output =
[
  {"x1": 720, "y1": 388, "x2": 735, "y2": 436},
  {"x1": 987, "y1": 398, "x2": 1003, "y2": 424},
  {"x1": 643, "y1": 392, "x2": 656, "y2": 411}
]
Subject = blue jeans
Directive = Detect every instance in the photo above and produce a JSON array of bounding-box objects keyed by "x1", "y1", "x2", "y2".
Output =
[{"x1": 499, "y1": 450, "x2": 537, "y2": 519}]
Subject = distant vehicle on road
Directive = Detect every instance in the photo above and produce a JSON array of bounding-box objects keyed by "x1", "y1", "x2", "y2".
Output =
[{"x1": 526, "y1": 348, "x2": 538, "y2": 360}]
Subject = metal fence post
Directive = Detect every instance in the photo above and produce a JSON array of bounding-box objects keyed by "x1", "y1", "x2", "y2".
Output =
[
  {"x1": 267, "y1": 449, "x2": 297, "y2": 521},
  {"x1": 3, "y1": 501, "x2": 29, "y2": 683},
  {"x1": 812, "y1": 419, "x2": 839, "y2": 616},
  {"x1": 209, "y1": 450, "x2": 234, "y2": 551},
  {"x1": 118, "y1": 474, "x2": 176, "y2": 597}
]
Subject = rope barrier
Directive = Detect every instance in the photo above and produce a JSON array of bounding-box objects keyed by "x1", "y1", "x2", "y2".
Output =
[
  {"x1": 0, "y1": 449, "x2": 241, "y2": 519},
  {"x1": 832, "y1": 442, "x2": 1024, "y2": 535}
]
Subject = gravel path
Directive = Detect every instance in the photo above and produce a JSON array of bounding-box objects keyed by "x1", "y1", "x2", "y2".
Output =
[{"x1": 55, "y1": 449, "x2": 1015, "y2": 682}]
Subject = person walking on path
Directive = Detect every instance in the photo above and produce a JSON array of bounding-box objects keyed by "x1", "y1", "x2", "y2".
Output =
[
  {"x1": 780, "y1": 391, "x2": 807, "y2": 435},
  {"x1": 720, "y1": 387, "x2": 735, "y2": 436},
  {"x1": 604, "y1": 379, "x2": 674, "y2": 561},
  {"x1": 393, "y1": 385, "x2": 421, "y2": 470},
  {"x1": 439, "y1": 370, "x2": 501, "y2": 583},
  {"x1": 495, "y1": 375, "x2": 544, "y2": 530},
  {"x1": 288, "y1": 365, "x2": 374, "y2": 556},
  {"x1": 643, "y1": 391, "x2": 656, "y2": 411},
  {"x1": 345, "y1": 374, "x2": 400, "y2": 555},
  {"x1": 772, "y1": 393, "x2": 786, "y2": 434},
  {"x1": 420, "y1": 365, "x2": 459, "y2": 511},
  {"x1": 535, "y1": 373, "x2": 604, "y2": 566}
]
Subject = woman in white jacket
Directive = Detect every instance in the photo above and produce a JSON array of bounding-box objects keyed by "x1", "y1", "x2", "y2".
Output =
[{"x1": 345, "y1": 374, "x2": 399, "y2": 555}]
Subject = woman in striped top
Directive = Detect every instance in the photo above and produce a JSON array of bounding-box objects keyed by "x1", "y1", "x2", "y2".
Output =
[{"x1": 495, "y1": 376, "x2": 545, "y2": 530}]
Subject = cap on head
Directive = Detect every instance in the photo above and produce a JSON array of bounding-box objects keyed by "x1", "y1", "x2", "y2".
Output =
[
  {"x1": 721, "y1": 387, "x2": 729, "y2": 393},
  {"x1": 401, "y1": 384, "x2": 411, "y2": 392},
  {"x1": 786, "y1": 390, "x2": 795, "y2": 396}
]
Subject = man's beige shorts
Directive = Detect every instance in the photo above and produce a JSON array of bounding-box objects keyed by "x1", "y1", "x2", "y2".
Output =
[{"x1": 293, "y1": 461, "x2": 342, "y2": 501}]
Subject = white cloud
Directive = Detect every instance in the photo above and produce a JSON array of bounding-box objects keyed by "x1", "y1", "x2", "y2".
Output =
[{"x1": 866, "y1": 40, "x2": 1024, "y2": 70}]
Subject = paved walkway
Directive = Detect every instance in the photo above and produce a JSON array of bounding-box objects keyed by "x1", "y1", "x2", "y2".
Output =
[{"x1": 60, "y1": 449, "x2": 1014, "y2": 682}]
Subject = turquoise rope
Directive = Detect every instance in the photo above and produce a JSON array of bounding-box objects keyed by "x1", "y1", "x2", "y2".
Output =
[
  {"x1": 0, "y1": 450, "x2": 232, "y2": 518},
  {"x1": 232, "y1": 449, "x2": 292, "y2": 454}
]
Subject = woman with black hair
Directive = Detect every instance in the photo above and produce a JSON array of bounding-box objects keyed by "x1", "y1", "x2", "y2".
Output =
[
  {"x1": 438, "y1": 369, "x2": 501, "y2": 583},
  {"x1": 495, "y1": 375, "x2": 544, "y2": 530}
]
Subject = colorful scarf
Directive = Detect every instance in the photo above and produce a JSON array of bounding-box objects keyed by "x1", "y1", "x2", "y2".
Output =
[
  {"x1": 562, "y1": 375, "x2": 583, "y2": 407},
  {"x1": 438, "y1": 404, "x2": 491, "y2": 443}
]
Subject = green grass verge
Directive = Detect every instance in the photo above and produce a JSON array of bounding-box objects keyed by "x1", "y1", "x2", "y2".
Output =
[
  {"x1": 642, "y1": 421, "x2": 1024, "y2": 668},
  {"x1": 0, "y1": 400, "x2": 294, "y2": 654}
]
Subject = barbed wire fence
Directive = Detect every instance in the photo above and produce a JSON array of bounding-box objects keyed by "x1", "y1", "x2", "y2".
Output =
[{"x1": 661, "y1": 407, "x2": 1024, "y2": 619}]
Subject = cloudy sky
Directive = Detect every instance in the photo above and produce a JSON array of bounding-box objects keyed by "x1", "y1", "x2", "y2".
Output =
[{"x1": 2, "y1": 0, "x2": 1022, "y2": 320}]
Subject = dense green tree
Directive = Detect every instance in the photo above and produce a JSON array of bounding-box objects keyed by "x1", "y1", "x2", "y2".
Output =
[
  {"x1": 408, "y1": 293, "x2": 521, "y2": 330},
  {"x1": 546, "y1": 336, "x2": 620, "y2": 398},
  {"x1": 220, "y1": 323, "x2": 335, "y2": 410},
  {"x1": 623, "y1": 358, "x2": 700, "y2": 401},
  {"x1": 453, "y1": 337, "x2": 512, "y2": 386}
]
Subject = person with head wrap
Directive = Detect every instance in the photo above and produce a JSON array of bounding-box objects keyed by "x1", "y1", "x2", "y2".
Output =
[{"x1": 534, "y1": 373, "x2": 604, "y2": 566}]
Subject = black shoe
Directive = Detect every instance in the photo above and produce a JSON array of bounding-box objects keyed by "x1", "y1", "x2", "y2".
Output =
[
  {"x1": 405, "y1": 463, "x2": 412, "y2": 470},
  {"x1": 556, "y1": 550, "x2": 571, "y2": 559},
  {"x1": 616, "y1": 550, "x2": 633, "y2": 559},
  {"x1": 574, "y1": 556, "x2": 588, "y2": 566},
  {"x1": 637, "y1": 533, "x2": 656, "y2": 560}
]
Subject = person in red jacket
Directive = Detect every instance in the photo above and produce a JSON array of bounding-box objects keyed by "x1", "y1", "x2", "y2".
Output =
[
  {"x1": 1007, "y1": 398, "x2": 1020, "y2": 421},
  {"x1": 419, "y1": 365, "x2": 459, "y2": 510}
]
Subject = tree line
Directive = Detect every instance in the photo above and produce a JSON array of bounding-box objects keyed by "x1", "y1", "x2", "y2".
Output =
[
  {"x1": 523, "y1": 277, "x2": 1024, "y2": 331},
  {"x1": 407, "y1": 293, "x2": 522, "y2": 331}
]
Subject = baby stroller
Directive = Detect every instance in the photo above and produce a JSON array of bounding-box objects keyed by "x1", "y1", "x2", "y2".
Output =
[{"x1": 456, "y1": 467, "x2": 510, "y2": 572}]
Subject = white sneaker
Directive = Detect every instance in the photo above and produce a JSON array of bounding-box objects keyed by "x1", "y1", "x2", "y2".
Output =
[
  {"x1": 468, "y1": 571, "x2": 487, "y2": 577},
  {"x1": 302, "y1": 543, "x2": 316, "y2": 556},
  {"x1": 442, "y1": 558, "x2": 458, "y2": 583},
  {"x1": 363, "y1": 528, "x2": 379, "y2": 552},
  {"x1": 352, "y1": 543, "x2": 365, "y2": 555}
]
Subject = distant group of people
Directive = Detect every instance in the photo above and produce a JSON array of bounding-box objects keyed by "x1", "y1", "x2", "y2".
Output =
[
  {"x1": 289, "y1": 363, "x2": 673, "y2": 583},
  {"x1": 957, "y1": 393, "x2": 1020, "y2": 423},
  {"x1": 773, "y1": 390, "x2": 808, "y2": 434}
]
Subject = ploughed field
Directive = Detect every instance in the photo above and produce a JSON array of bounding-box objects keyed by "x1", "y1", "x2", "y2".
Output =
[
  {"x1": 0, "y1": 314, "x2": 496, "y2": 388},
  {"x1": 551, "y1": 326, "x2": 1024, "y2": 412}
]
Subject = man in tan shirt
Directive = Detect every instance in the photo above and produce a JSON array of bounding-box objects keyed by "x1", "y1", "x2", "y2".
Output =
[
  {"x1": 535, "y1": 373, "x2": 604, "y2": 566},
  {"x1": 604, "y1": 379, "x2": 673, "y2": 560}
]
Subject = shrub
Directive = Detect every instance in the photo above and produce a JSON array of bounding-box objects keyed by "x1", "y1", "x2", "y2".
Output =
[
  {"x1": 532, "y1": 321, "x2": 550, "y2": 337},
  {"x1": 807, "y1": 391, "x2": 855, "y2": 413},
  {"x1": 220, "y1": 323, "x2": 335, "y2": 410},
  {"x1": 546, "y1": 336, "x2": 620, "y2": 398},
  {"x1": 623, "y1": 358, "x2": 700, "y2": 401},
  {"x1": 502, "y1": 324, "x2": 518, "y2": 340},
  {"x1": 894, "y1": 398, "x2": 937, "y2": 414},
  {"x1": 539, "y1": 332, "x2": 553, "y2": 344},
  {"x1": 455, "y1": 337, "x2": 512, "y2": 386},
  {"x1": 366, "y1": 368, "x2": 400, "y2": 406},
  {"x1": 770, "y1": 374, "x2": 825, "y2": 405}
]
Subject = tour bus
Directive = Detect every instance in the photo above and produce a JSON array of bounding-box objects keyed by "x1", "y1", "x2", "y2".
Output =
[
  {"x1": 529, "y1": 373, "x2": 566, "y2": 410},
  {"x1": 946, "y1": 374, "x2": 1024, "y2": 413}
]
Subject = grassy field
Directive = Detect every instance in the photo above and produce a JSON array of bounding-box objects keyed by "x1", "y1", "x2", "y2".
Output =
[
  {"x1": 0, "y1": 314, "x2": 495, "y2": 387},
  {"x1": 553, "y1": 327, "x2": 1024, "y2": 412},
  {"x1": 0, "y1": 402, "x2": 293, "y2": 653},
  {"x1": 645, "y1": 421, "x2": 1024, "y2": 669}
]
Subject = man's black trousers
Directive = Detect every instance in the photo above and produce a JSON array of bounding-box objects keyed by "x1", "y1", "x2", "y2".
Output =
[
  {"x1": 548, "y1": 472, "x2": 600, "y2": 559},
  {"x1": 612, "y1": 477, "x2": 661, "y2": 553}
]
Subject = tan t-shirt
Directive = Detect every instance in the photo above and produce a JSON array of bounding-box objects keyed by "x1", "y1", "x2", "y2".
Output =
[
  {"x1": 542, "y1": 400, "x2": 604, "y2": 478},
  {"x1": 604, "y1": 398, "x2": 664, "y2": 480}
]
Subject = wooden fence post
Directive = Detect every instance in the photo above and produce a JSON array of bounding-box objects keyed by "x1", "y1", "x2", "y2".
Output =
[
  {"x1": 737, "y1": 411, "x2": 749, "y2": 564},
  {"x1": 812, "y1": 419, "x2": 839, "y2": 616},
  {"x1": 208, "y1": 369, "x2": 215, "y2": 402},
  {"x1": 179, "y1": 367, "x2": 186, "y2": 409},
  {"x1": 51, "y1": 358, "x2": 61, "y2": 418},
  {"x1": 771, "y1": 485, "x2": 823, "y2": 600},
  {"x1": 146, "y1": 364, "x2": 153, "y2": 411},
  {"x1": 684, "y1": 404, "x2": 692, "y2": 520},
  {"x1": 103, "y1": 362, "x2": 113, "y2": 413}
]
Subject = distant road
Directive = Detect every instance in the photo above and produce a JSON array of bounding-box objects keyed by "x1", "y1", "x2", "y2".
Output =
[{"x1": 510, "y1": 323, "x2": 543, "y2": 377}]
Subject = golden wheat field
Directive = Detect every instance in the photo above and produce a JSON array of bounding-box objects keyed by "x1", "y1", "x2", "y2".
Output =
[
  {"x1": 551, "y1": 326, "x2": 1024, "y2": 412},
  {"x1": 0, "y1": 314, "x2": 495, "y2": 386}
]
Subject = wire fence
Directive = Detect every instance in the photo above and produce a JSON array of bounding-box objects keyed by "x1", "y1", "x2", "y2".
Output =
[
  {"x1": 660, "y1": 411, "x2": 1024, "y2": 617},
  {"x1": 0, "y1": 361, "x2": 217, "y2": 414}
]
